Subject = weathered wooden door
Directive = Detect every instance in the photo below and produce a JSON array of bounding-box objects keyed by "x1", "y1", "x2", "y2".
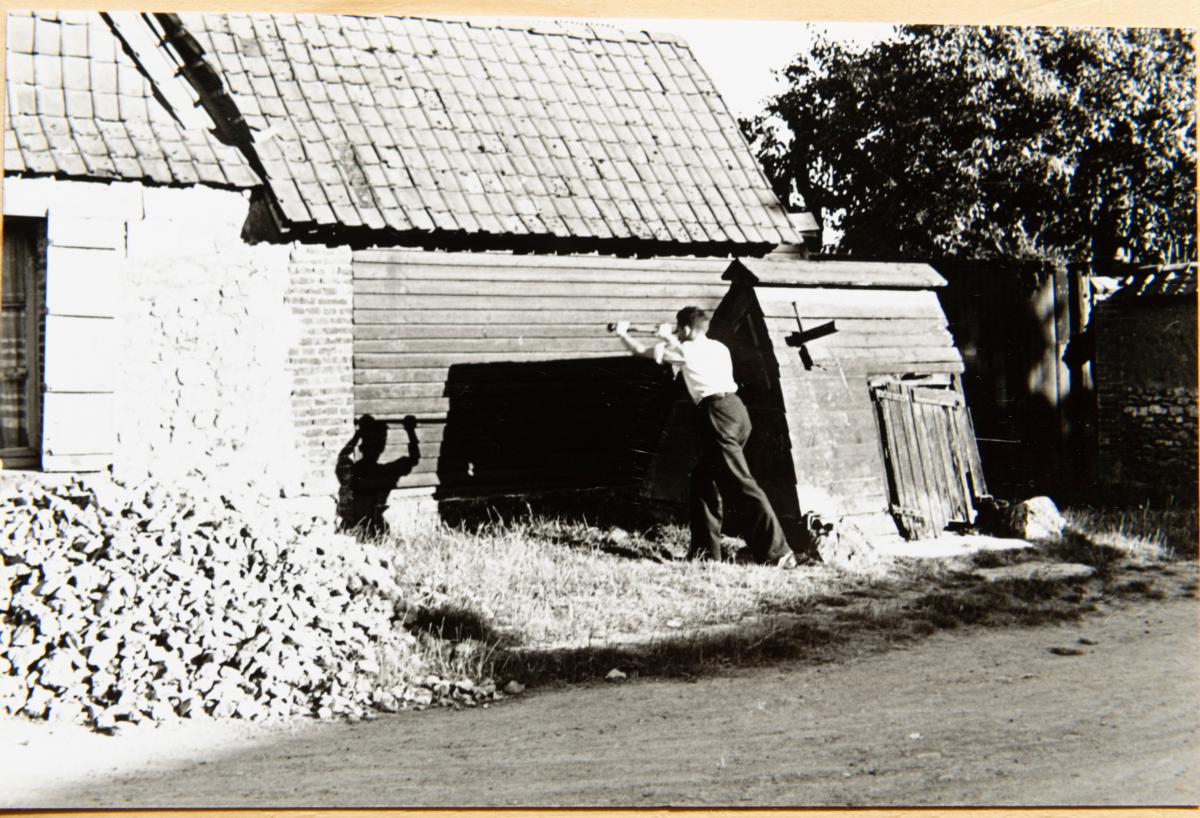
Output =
[{"x1": 873, "y1": 380, "x2": 987, "y2": 539}]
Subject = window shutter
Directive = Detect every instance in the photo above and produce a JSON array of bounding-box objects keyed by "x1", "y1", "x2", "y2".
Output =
[{"x1": 40, "y1": 216, "x2": 123, "y2": 472}]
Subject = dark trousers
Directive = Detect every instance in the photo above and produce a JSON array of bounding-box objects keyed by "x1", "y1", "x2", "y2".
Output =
[{"x1": 688, "y1": 393, "x2": 790, "y2": 563}]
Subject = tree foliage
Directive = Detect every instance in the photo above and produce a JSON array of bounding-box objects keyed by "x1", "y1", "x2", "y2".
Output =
[{"x1": 743, "y1": 26, "x2": 1197, "y2": 268}]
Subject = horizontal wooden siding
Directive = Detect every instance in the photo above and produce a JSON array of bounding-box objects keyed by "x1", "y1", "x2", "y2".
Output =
[{"x1": 352, "y1": 249, "x2": 729, "y2": 494}]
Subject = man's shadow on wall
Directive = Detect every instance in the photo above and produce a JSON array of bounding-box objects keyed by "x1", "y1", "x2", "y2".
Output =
[
  {"x1": 335, "y1": 413, "x2": 420, "y2": 537},
  {"x1": 435, "y1": 356, "x2": 677, "y2": 527}
]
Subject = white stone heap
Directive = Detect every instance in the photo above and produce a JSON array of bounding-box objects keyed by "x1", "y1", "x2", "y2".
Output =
[{"x1": 0, "y1": 476, "x2": 465, "y2": 729}]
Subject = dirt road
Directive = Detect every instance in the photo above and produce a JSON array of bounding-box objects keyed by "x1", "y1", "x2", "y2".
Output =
[{"x1": 7, "y1": 591, "x2": 1198, "y2": 807}]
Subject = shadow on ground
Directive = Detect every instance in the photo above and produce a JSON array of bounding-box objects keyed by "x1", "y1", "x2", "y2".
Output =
[{"x1": 477, "y1": 555, "x2": 1197, "y2": 688}]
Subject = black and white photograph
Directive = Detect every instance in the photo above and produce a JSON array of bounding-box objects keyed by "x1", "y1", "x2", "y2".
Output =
[{"x1": 0, "y1": 4, "x2": 1196, "y2": 807}]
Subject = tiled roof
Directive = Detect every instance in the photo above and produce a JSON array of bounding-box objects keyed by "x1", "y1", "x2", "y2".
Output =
[
  {"x1": 177, "y1": 13, "x2": 800, "y2": 246},
  {"x1": 4, "y1": 11, "x2": 256, "y2": 187}
]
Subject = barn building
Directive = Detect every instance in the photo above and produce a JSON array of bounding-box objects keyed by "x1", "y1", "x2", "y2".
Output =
[
  {"x1": 2, "y1": 11, "x2": 984, "y2": 545},
  {"x1": 1, "y1": 11, "x2": 801, "y2": 508}
]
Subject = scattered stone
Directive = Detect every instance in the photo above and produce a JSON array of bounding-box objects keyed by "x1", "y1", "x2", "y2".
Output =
[
  {"x1": 407, "y1": 687, "x2": 434, "y2": 707},
  {"x1": 1048, "y1": 646, "x2": 1085, "y2": 656},
  {"x1": 0, "y1": 476, "x2": 416, "y2": 730},
  {"x1": 503, "y1": 680, "x2": 526, "y2": 695},
  {"x1": 93, "y1": 709, "x2": 117, "y2": 732},
  {"x1": 605, "y1": 668, "x2": 627, "y2": 682},
  {"x1": 813, "y1": 515, "x2": 892, "y2": 576},
  {"x1": 1077, "y1": 637, "x2": 1097, "y2": 646},
  {"x1": 665, "y1": 619, "x2": 682, "y2": 629}
]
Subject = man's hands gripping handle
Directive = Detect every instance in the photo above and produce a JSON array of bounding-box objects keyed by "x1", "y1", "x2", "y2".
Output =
[{"x1": 607, "y1": 321, "x2": 674, "y2": 339}]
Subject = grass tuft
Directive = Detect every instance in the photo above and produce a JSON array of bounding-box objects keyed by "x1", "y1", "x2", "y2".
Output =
[{"x1": 1063, "y1": 503, "x2": 1197, "y2": 562}]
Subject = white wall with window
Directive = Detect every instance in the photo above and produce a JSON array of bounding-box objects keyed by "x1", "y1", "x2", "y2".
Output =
[{"x1": 3, "y1": 177, "x2": 121, "y2": 474}]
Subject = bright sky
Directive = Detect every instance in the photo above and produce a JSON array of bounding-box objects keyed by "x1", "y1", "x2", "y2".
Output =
[{"x1": 593, "y1": 19, "x2": 895, "y2": 119}]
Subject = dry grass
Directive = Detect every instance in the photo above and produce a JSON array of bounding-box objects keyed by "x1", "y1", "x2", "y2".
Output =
[
  {"x1": 370, "y1": 500, "x2": 1196, "y2": 688},
  {"x1": 1062, "y1": 504, "x2": 1198, "y2": 562},
  {"x1": 386, "y1": 520, "x2": 840, "y2": 649}
]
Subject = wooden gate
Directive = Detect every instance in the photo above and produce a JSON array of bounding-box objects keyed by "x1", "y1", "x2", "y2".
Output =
[{"x1": 873, "y1": 380, "x2": 987, "y2": 539}]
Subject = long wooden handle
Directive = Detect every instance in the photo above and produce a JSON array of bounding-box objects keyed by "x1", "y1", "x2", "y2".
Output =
[{"x1": 606, "y1": 323, "x2": 659, "y2": 333}]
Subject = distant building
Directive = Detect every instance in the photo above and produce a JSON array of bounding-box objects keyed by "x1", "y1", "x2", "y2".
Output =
[{"x1": 1091, "y1": 263, "x2": 1198, "y2": 505}]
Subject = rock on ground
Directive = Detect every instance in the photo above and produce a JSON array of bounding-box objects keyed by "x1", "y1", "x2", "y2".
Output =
[
  {"x1": 815, "y1": 516, "x2": 893, "y2": 575},
  {"x1": 1008, "y1": 496, "x2": 1068, "y2": 540},
  {"x1": 973, "y1": 562, "x2": 1097, "y2": 583}
]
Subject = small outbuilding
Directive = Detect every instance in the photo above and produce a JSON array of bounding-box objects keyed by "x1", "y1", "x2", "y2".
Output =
[{"x1": 641, "y1": 256, "x2": 989, "y2": 547}]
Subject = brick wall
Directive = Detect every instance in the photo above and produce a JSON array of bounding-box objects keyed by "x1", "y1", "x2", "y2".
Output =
[
  {"x1": 1094, "y1": 298, "x2": 1198, "y2": 503},
  {"x1": 3, "y1": 177, "x2": 354, "y2": 514},
  {"x1": 284, "y1": 243, "x2": 354, "y2": 497}
]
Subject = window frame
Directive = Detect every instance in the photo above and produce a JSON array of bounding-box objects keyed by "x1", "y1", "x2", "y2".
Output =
[{"x1": 1, "y1": 216, "x2": 45, "y2": 469}]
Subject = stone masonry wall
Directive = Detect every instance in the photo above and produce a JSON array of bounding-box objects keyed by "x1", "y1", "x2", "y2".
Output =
[
  {"x1": 115, "y1": 185, "x2": 354, "y2": 505},
  {"x1": 2, "y1": 177, "x2": 354, "y2": 513},
  {"x1": 1094, "y1": 298, "x2": 1198, "y2": 504}
]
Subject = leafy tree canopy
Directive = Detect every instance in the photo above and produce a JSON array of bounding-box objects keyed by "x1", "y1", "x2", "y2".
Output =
[{"x1": 743, "y1": 26, "x2": 1197, "y2": 268}]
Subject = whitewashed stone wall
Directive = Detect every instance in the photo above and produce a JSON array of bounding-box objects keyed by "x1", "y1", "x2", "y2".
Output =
[{"x1": 3, "y1": 177, "x2": 354, "y2": 511}]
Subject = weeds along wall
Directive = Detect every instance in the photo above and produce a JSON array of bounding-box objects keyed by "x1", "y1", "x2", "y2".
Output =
[
  {"x1": 3, "y1": 177, "x2": 353, "y2": 509},
  {"x1": 1094, "y1": 295, "x2": 1198, "y2": 505}
]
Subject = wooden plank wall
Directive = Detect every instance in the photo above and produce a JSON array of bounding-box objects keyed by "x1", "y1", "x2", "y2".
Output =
[
  {"x1": 636, "y1": 277, "x2": 968, "y2": 548},
  {"x1": 874, "y1": 382, "x2": 977, "y2": 539},
  {"x1": 351, "y1": 249, "x2": 729, "y2": 495},
  {"x1": 757, "y1": 283, "x2": 964, "y2": 538}
]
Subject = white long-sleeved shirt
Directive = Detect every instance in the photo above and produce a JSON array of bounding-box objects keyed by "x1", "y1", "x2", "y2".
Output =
[{"x1": 654, "y1": 336, "x2": 738, "y2": 404}]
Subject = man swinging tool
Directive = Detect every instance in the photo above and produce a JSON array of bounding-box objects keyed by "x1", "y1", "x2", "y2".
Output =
[{"x1": 613, "y1": 307, "x2": 798, "y2": 569}]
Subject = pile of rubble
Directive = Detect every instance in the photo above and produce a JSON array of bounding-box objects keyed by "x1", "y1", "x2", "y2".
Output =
[{"x1": 0, "y1": 476, "x2": 497, "y2": 731}]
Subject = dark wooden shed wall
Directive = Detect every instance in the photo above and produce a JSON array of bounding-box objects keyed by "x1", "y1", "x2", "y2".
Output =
[
  {"x1": 352, "y1": 250, "x2": 978, "y2": 543},
  {"x1": 933, "y1": 260, "x2": 1083, "y2": 496},
  {"x1": 351, "y1": 249, "x2": 729, "y2": 495}
]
